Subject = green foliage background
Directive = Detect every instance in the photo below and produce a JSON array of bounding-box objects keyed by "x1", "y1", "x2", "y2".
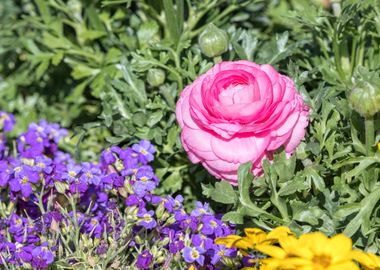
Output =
[{"x1": 1, "y1": 0, "x2": 380, "y2": 252}]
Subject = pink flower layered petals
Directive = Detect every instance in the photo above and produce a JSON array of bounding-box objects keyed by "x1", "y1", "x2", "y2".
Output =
[{"x1": 176, "y1": 60, "x2": 309, "y2": 184}]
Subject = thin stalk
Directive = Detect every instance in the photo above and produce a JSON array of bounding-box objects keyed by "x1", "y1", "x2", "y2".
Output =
[{"x1": 365, "y1": 116, "x2": 375, "y2": 155}]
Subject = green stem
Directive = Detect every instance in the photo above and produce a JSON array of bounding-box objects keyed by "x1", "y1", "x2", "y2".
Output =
[{"x1": 365, "y1": 116, "x2": 375, "y2": 155}]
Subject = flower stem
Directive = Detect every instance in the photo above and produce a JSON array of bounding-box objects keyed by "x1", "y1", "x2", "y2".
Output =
[{"x1": 365, "y1": 116, "x2": 375, "y2": 155}]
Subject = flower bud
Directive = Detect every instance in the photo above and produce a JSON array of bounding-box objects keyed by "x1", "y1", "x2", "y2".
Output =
[
  {"x1": 155, "y1": 203, "x2": 166, "y2": 219},
  {"x1": 349, "y1": 82, "x2": 380, "y2": 118},
  {"x1": 54, "y1": 182, "x2": 68, "y2": 194},
  {"x1": 147, "y1": 68, "x2": 166, "y2": 87},
  {"x1": 199, "y1": 23, "x2": 229, "y2": 58}
]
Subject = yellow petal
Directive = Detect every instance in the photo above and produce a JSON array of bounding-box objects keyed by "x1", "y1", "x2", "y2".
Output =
[
  {"x1": 255, "y1": 244, "x2": 287, "y2": 259},
  {"x1": 351, "y1": 250, "x2": 380, "y2": 269},
  {"x1": 327, "y1": 234, "x2": 353, "y2": 263},
  {"x1": 328, "y1": 261, "x2": 360, "y2": 270},
  {"x1": 215, "y1": 235, "x2": 242, "y2": 248},
  {"x1": 267, "y1": 226, "x2": 294, "y2": 241},
  {"x1": 245, "y1": 228, "x2": 266, "y2": 235},
  {"x1": 300, "y1": 232, "x2": 328, "y2": 256},
  {"x1": 234, "y1": 237, "x2": 255, "y2": 250}
]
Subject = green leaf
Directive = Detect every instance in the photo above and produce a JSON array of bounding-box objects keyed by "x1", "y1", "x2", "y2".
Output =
[
  {"x1": 211, "y1": 181, "x2": 236, "y2": 204},
  {"x1": 222, "y1": 211, "x2": 244, "y2": 224},
  {"x1": 162, "y1": 171, "x2": 182, "y2": 193},
  {"x1": 201, "y1": 183, "x2": 214, "y2": 198},
  {"x1": 343, "y1": 187, "x2": 380, "y2": 237},
  {"x1": 137, "y1": 21, "x2": 159, "y2": 45},
  {"x1": 147, "y1": 111, "x2": 163, "y2": 127}
]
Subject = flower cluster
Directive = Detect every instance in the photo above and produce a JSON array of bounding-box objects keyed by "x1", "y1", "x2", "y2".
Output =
[
  {"x1": 216, "y1": 227, "x2": 380, "y2": 270},
  {"x1": 0, "y1": 112, "x2": 237, "y2": 269}
]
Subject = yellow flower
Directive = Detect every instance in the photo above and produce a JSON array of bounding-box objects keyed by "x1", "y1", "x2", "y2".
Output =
[
  {"x1": 351, "y1": 250, "x2": 380, "y2": 270},
  {"x1": 266, "y1": 226, "x2": 294, "y2": 243},
  {"x1": 280, "y1": 232, "x2": 359, "y2": 270},
  {"x1": 256, "y1": 235, "x2": 299, "y2": 270},
  {"x1": 214, "y1": 234, "x2": 243, "y2": 249},
  {"x1": 215, "y1": 226, "x2": 294, "y2": 252},
  {"x1": 378, "y1": 142, "x2": 380, "y2": 152}
]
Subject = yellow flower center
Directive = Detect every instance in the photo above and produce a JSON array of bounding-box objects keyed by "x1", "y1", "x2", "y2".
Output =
[
  {"x1": 313, "y1": 255, "x2": 331, "y2": 268},
  {"x1": 37, "y1": 162, "x2": 45, "y2": 168},
  {"x1": 14, "y1": 166, "x2": 21, "y2": 173},
  {"x1": 37, "y1": 137, "x2": 43, "y2": 142},
  {"x1": 91, "y1": 219, "x2": 98, "y2": 225},
  {"x1": 69, "y1": 171, "x2": 76, "y2": 177},
  {"x1": 140, "y1": 148, "x2": 148, "y2": 155},
  {"x1": 86, "y1": 172, "x2": 93, "y2": 178},
  {"x1": 21, "y1": 176, "x2": 29, "y2": 184},
  {"x1": 140, "y1": 176, "x2": 148, "y2": 182},
  {"x1": 191, "y1": 250, "x2": 199, "y2": 259},
  {"x1": 144, "y1": 214, "x2": 152, "y2": 222}
]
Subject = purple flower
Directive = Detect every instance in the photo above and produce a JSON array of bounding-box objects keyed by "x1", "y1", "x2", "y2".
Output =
[
  {"x1": 0, "y1": 112, "x2": 15, "y2": 132},
  {"x1": 180, "y1": 215, "x2": 198, "y2": 231},
  {"x1": 164, "y1": 195, "x2": 184, "y2": 213},
  {"x1": 80, "y1": 162, "x2": 101, "y2": 185},
  {"x1": 192, "y1": 234, "x2": 213, "y2": 250},
  {"x1": 9, "y1": 168, "x2": 40, "y2": 197},
  {"x1": 0, "y1": 161, "x2": 11, "y2": 187},
  {"x1": 136, "y1": 250, "x2": 153, "y2": 269},
  {"x1": 61, "y1": 163, "x2": 81, "y2": 182},
  {"x1": 100, "y1": 148, "x2": 117, "y2": 165},
  {"x1": 138, "y1": 209, "x2": 156, "y2": 229},
  {"x1": 191, "y1": 202, "x2": 211, "y2": 217},
  {"x1": 33, "y1": 156, "x2": 53, "y2": 174},
  {"x1": 201, "y1": 215, "x2": 220, "y2": 235},
  {"x1": 132, "y1": 140, "x2": 156, "y2": 164},
  {"x1": 17, "y1": 130, "x2": 45, "y2": 158},
  {"x1": 31, "y1": 243, "x2": 54, "y2": 268},
  {"x1": 211, "y1": 244, "x2": 235, "y2": 265},
  {"x1": 84, "y1": 216, "x2": 103, "y2": 238},
  {"x1": 183, "y1": 246, "x2": 205, "y2": 266}
]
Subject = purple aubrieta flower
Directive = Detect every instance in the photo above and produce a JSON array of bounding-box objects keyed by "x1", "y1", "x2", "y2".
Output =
[
  {"x1": 9, "y1": 168, "x2": 40, "y2": 197},
  {"x1": 79, "y1": 162, "x2": 101, "y2": 185},
  {"x1": 17, "y1": 130, "x2": 45, "y2": 158},
  {"x1": 31, "y1": 242, "x2": 54, "y2": 268},
  {"x1": 61, "y1": 163, "x2": 81, "y2": 183},
  {"x1": 0, "y1": 112, "x2": 15, "y2": 132},
  {"x1": 29, "y1": 120, "x2": 68, "y2": 143},
  {"x1": 132, "y1": 140, "x2": 156, "y2": 164},
  {"x1": 191, "y1": 234, "x2": 213, "y2": 250},
  {"x1": 183, "y1": 246, "x2": 205, "y2": 266},
  {"x1": 164, "y1": 195, "x2": 184, "y2": 213},
  {"x1": 210, "y1": 244, "x2": 235, "y2": 265},
  {"x1": 33, "y1": 155, "x2": 53, "y2": 174},
  {"x1": 136, "y1": 250, "x2": 153, "y2": 269},
  {"x1": 0, "y1": 160, "x2": 12, "y2": 187},
  {"x1": 100, "y1": 147, "x2": 118, "y2": 165},
  {"x1": 191, "y1": 202, "x2": 211, "y2": 217},
  {"x1": 84, "y1": 216, "x2": 103, "y2": 238},
  {"x1": 137, "y1": 209, "x2": 157, "y2": 229},
  {"x1": 200, "y1": 215, "x2": 221, "y2": 235}
]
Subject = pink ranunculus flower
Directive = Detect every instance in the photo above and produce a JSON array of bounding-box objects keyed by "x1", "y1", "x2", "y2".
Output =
[{"x1": 176, "y1": 60, "x2": 309, "y2": 185}]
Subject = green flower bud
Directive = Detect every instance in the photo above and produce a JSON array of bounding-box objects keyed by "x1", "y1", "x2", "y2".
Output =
[
  {"x1": 349, "y1": 82, "x2": 380, "y2": 118},
  {"x1": 155, "y1": 202, "x2": 166, "y2": 219},
  {"x1": 54, "y1": 181, "x2": 68, "y2": 194},
  {"x1": 147, "y1": 68, "x2": 166, "y2": 87},
  {"x1": 199, "y1": 23, "x2": 229, "y2": 58}
]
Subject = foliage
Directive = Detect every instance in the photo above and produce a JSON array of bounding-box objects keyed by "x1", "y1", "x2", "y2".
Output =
[
  {"x1": 2, "y1": 0, "x2": 380, "y2": 256},
  {"x1": 203, "y1": 0, "x2": 380, "y2": 253}
]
